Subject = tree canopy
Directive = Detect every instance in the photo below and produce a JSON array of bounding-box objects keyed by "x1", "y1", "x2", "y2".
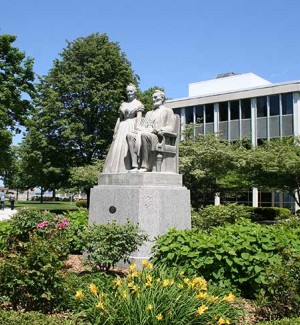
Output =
[
  {"x1": 179, "y1": 131, "x2": 249, "y2": 208},
  {"x1": 244, "y1": 137, "x2": 300, "y2": 206},
  {"x1": 21, "y1": 33, "x2": 138, "y2": 191},
  {"x1": 0, "y1": 34, "x2": 35, "y2": 176}
]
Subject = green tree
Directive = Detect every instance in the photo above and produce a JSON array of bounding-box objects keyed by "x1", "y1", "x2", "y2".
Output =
[
  {"x1": 0, "y1": 34, "x2": 35, "y2": 174},
  {"x1": 22, "y1": 33, "x2": 138, "y2": 193},
  {"x1": 138, "y1": 86, "x2": 165, "y2": 112},
  {"x1": 69, "y1": 159, "x2": 104, "y2": 207},
  {"x1": 245, "y1": 137, "x2": 300, "y2": 206},
  {"x1": 179, "y1": 132, "x2": 249, "y2": 208}
]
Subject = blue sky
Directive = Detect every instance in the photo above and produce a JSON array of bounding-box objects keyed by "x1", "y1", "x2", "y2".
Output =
[{"x1": 2, "y1": 0, "x2": 300, "y2": 101}]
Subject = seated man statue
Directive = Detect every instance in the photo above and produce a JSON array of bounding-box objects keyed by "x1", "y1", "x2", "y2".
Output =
[{"x1": 126, "y1": 89, "x2": 175, "y2": 172}]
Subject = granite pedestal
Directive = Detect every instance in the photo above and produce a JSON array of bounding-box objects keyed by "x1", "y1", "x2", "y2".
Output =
[{"x1": 89, "y1": 172, "x2": 191, "y2": 264}]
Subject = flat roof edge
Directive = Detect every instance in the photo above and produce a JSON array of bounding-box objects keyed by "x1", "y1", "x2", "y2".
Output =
[{"x1": 166, "y1": 80, "x2": 300, "y2": 107}]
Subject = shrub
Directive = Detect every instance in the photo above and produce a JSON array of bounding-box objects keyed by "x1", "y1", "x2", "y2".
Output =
[
  {"x1": 256, "y1": 253, "x2": 300, "y2": 319},
  {"x1": 72, "y1": 262, "x2": 242, "y2": 324},
  {"x1": 62, "y1": 209, "x2": 88, "y2": 254},
  {"x1": 192, "y1": 204, "x2": 255, "y2": 230},
  {"x1": 4, "y1": 209, "x2": 55, "y2": 248},
  {"x1": 0, "y1": 216, "x2": 71, "y2": 312},
  {"x1": 192, "y1": 204, "x2": 293, "y2": 231},
  {"x1": 3, "y1": 209, "x2": 87, "y2": 254},
  {"x1": 82, "y1": 220, "x2": 148, "y2": 271},
  {"x1": 0, "y1": 220, "x2": 11, "y2": 251},
  {"x1": 76, "y1": 200, "x2": 87, "y2": 208},
  {"x1": 152, "y1": 218, "x2": 300, "y2": 298},
  {"x1": 252, "y1": 207, "x2": 292, "y2": 221}
]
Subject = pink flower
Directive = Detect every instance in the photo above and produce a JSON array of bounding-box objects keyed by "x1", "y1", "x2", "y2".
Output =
[
  {"x1": 54, "y1": 214, "x2": 62, "y2": 222},
  {"x1": 36, "y1": 221, "x2": 50, "y2": 229},
  {"x1": 56, "y1": 218, "x2": 69, "y2": 230}
]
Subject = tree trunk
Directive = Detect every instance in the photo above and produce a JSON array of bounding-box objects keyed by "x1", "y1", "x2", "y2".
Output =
[
  {"x1": 40, "y1": 188, "x2": 44, "y2": 204},
  {"x1": 86, "y1": 188, "x2": 91, "y2": 210},
  {"x1": 52, "y1": 189, "x2": 56, "y2": 200}
]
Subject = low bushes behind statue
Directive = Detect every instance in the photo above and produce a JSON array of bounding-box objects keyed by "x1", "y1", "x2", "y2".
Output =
[{"x1": 192, "y1": 204, "x2": 292, "y2": 230}]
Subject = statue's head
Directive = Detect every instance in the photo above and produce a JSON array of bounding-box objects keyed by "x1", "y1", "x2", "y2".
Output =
[
  {"x1": 152, "y1": 89, "x2": 165, "y2": 108},
  {"x1": 126, "y1": 83, "x2": 137, "y2": 101}
]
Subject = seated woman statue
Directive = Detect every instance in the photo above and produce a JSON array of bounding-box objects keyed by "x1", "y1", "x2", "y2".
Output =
[{"x1": 103, "y1": 84, "x2": 144, "y2": 173}]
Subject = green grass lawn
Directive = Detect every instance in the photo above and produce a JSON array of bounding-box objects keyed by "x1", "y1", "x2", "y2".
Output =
[{"x1": 7, "y1": 200, "x2": 78, "y2": 213}]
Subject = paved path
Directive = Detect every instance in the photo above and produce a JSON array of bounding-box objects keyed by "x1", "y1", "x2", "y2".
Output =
[{"x1": 0, "y1": 208, "x2": 18, "y2": 221}]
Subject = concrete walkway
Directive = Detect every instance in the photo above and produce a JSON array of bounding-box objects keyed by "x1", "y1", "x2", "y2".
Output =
[{"x1": 0, "y1": 208, "x2": 18, "y2": 221}]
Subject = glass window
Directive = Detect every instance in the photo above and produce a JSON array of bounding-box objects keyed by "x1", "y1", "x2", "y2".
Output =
[
  {"x1": 173, "y1": 108, "x2": 181, "y2": 116},
  {"x1": 270, "y1": 95, "x2": 279, "y2": 116},
  {"x1": 230, "y1": 100, "x2": 239, "y2": 120},
  {"x1": 241, "y1": 98, "x2": 251, "y2": 119},
  {"x1": 257, "y1": 138, "x2": 267, "y2": 146},
  {"x1": 282, "y1": 93, "x2": 293, "y2": 115},
  {"x1": 205, "y1": 104, "x2": 214, "y2": 123},
  {"x1": 257, "y1": 96, "x2": 267, "y2": 117},
  {"x1": 195, "y1": 105, "x2": 204, "y2": 124},
  {"x1": 219, "y1": 102, "x2": 228, "y2": 121},
  {"x1": 185, "y1": 107, "x2": 194, "y2": 124}
]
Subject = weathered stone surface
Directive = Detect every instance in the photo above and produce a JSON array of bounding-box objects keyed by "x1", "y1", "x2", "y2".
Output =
[
  {"x1": 89, "y1": 173, "x2": 191, "y2": 263},
  {"x1": 98, "y1": 172, "x2": 183, "y2": 187}
]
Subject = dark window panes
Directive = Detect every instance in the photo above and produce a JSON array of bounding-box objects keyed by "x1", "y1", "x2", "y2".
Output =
[
  {"x1": 282, "y1": 93, "x2": 293, "y2": 115},
  {"x1": 257, "y1": 96, "x2": 267, "y2": 117},
  {"x1": 230, "y1": 100, "x2": 239, "y2": 120},
  {"x1": 205, "y1": 104, "x2": 214, "y2": 123},
  {"x1": 173, "y1": 108, "x2": 181, "y2": 116},
  {"x1": 270, "y1": 95, "x2": 279, "y2": 116},
  {"x1": 185, "y1": 107, "x2": 194, "y2": 124},
  {"x1": 195, "y1": 105, "x2": 204, "y2": 124},
  {"x1": 241, "y1": 98, "x2": 251, "y2": 119},
  {"x1": 219, "y1": 102, "x2": 228, "y2": 121},
  {"x1": 257, "y1": 138, "x2": 267, "y2": 146},
  {"x1": 260, "y1": 192, "x2": 272, "y2": 203}
]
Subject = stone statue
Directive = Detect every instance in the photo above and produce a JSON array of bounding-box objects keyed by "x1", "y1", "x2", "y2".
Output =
[
  {"x1": 126, "y1": 89, "x2": 176, "y2": 172},
  {"x1": 103, "y1": 84, "x2": 144, "y2": 173}
]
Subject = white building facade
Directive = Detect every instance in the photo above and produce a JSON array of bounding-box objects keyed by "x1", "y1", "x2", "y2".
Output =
[{"x1": 165, "y1": 73, "x2": 300, "y2": 211}]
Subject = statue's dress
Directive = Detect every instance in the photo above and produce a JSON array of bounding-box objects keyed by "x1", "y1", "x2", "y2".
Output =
[{"x1": 103, "y1": 99, "x2": 144, "y2": 173}]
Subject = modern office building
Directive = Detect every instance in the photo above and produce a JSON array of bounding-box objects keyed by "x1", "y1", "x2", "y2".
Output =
[{"x1": 165, "y1": 72, "x2": 300, "y2": 211}]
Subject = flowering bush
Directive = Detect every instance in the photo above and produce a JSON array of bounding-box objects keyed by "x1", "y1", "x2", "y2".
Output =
[
  {"x1": 0, "y1": 216, "x2": 70, "y2": 311},
  {"x1": 4, "y1": 209, "x2": 53, "y2": 248},
  {"x1": 3, "y1": 208, "x2": 88, "y2": 254},
  {"x1": 73, "y1": 262, "x2": 242, "y2": 324}
]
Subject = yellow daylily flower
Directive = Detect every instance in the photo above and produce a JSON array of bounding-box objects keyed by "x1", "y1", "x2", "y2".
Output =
[
  {"x1": 96, "y1": 301, "x2": 104, "y2": 309},
  {"x1": 218, "y1": 317, "x2": 231, "y2": 324},
  {"x1": 89, "y1": 283, "x2": 98, "y2": 295},
  {"x1": 222, "y1": 292, "x2": 235, "y2": 303},
  {"x1": 129, "y1": 263, "x2": 136, "y2": 271},
  {"x1": 113, "y1": 277, "x2": 122, "y2": 287},
  {"x1": 142, "y1": 260, "x2": 153, "y2": 269},
  {"x1": 196, "y1": 304, "x2": 209, "y2": 315},
  {"x1": 146, "y1": 304, "x2": 153, "y2": 311},
  {"x1": 75, "y1": 290, "x2": 84, "y2": 300},
  {"x1": 156, "y1": 313, "x2": 163, "y2": 321}
]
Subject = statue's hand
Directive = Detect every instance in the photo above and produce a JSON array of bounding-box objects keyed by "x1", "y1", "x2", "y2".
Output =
[{"x1": 152, "y1": 128, "x2": 159, "y2": 135}]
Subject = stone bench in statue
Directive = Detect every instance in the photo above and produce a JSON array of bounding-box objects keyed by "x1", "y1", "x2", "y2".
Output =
[{"x1": 155, "y1": 114, "x2": 180, "y2": 173}]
